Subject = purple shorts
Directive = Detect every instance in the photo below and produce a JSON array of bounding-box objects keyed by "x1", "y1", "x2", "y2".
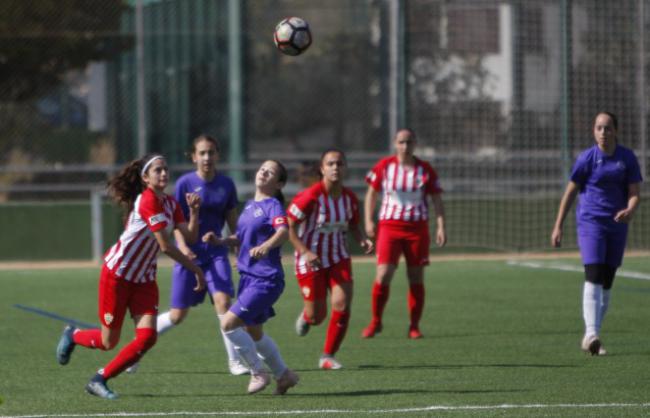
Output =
[
  {"x1": 578, "y1": 221, "x2": 628, "y2": 268},
  {"x1": 229, "y1": 273, "x2": 285, "y2": 326},
  {"x1": 170, "y1": 256, "x2": 234, "y2": 309}
]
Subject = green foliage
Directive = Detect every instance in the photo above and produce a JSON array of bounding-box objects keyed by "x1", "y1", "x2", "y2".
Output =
[
  {"x1": 2, "y1": 260, "x2": 650, "y2": 416},
  {"x1": 0, "y1": 0, "x2": 130, "y2": 101}
]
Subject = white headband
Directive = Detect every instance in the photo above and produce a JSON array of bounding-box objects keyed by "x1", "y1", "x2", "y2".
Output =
[{"x1": 141, "y1": 155, "x2": 164, "y2": 176}]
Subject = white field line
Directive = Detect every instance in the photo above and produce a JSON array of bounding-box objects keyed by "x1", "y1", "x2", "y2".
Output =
[
  {"x1": 506, "y1": 260, "x2": 650, "y2": 281},
  {"x1": 4, "y1": 403, "x2": 650, "y2": 418}
]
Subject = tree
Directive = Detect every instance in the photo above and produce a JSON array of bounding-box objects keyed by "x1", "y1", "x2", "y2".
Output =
[{"x1": 0, "y1": 0, "x2": 130, "y2": 102}]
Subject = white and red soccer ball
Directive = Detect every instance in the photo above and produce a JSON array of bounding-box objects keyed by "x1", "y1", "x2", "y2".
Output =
[{"x1": 274, "y1": 17, "x2": 312, "y2": 56}]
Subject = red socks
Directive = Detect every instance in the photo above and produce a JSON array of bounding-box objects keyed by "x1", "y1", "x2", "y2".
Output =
[
  {"x1": 73, "y1": 329, "x2": 106, "y2": 350},
  {"x1": 408, "y1": 283, "x2": 425, "y2": 329},
  {"x1": 323, "y1": 309, "x2": 349, "y2": 356},
  {"x1": 101, "y1": 328, "x2": 157, "y2": 379},
  {"x1": 371, "y1": 282, "x2": 390, "y2": 326}
]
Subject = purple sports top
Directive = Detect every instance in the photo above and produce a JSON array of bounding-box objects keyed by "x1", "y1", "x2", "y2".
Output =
[
  {"x1": 236, "y1": 197, "x2": 288, "y2": 278},
  {"x1": 174, "y1": 171, "x2": 238, "y2": 262},
  {"x1": 570, "y1": 144, "x2": 642, "y2": 223}
]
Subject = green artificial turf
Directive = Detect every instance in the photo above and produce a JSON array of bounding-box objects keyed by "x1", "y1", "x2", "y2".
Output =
[{"x1": 1, "y1": 258, "x2": 650, "y2": 417}]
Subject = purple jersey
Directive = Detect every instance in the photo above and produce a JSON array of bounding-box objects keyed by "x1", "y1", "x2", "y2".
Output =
[
  {"x1": 175, "y1": 172, "x2": 238, "y2": 261},
  {"x1": 571, "y1": 145, "x2": 642, "y2": 223},
  {"x1": 236, "y1": 197, "x2": 288, "y2": 278}
]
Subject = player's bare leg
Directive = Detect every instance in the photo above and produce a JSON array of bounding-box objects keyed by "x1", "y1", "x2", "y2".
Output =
[{"x1": 296, "y1": 299, "x2": 327, "y2": 336}]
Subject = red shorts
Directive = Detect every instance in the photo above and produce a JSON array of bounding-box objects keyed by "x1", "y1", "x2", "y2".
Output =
[
  {"x1": 296, "y1": 258, "x2": 352, "y2": 301},
  {"x1": 376, "y1": 221, "x2": 430, "y2": 266},
  {"x1": 98, "y1": 264, "x2": 159, "y2": 329}
]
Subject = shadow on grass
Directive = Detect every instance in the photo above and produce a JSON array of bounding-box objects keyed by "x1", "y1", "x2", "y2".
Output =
[
  {"x1": 426, "y1": 329, "x2": 581, "y2": 339},
  {"x1": 124, "y1": 387, "x2": 529, "y2": 399},
  {"x1": 357, "y1": 363, "x2": 577, "y2": 370},
  {"x1": 145, "y1": 370, "x2": 229, "y2": 375}
]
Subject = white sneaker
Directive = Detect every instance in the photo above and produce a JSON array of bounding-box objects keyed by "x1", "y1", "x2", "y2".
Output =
[
  {"x1": 229, "y1": 359, "x2": 250, "y2": 376},
  {"x1": 295, "y1": 312, "x2": 310, "y2": 336},
  {"x1": 318, "y1": 355, "x2": 343, "y2": 370},
  {"x1": 581, "y1": 335, "x2": 601, "y2": 356},
  {"x1": 125, "y1": 361, "x2": 139, "y2": 374},
  {"x1": 274, "y1": 368, "x2": 299, "y2": 395},
  {"x1": 247, "y1": 371, "x2": 271, "y2": 394}
]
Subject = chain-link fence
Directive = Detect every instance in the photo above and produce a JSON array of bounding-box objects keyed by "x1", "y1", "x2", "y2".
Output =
[{"x1": 1, "y1": 0, "x2": 649, "y2": 258}]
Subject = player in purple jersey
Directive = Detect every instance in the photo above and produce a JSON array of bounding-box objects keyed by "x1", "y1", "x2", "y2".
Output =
[
  {"x1": 126, "y1": 135, "x2": 247, "y2": 375},
  {"x1": 204, "y1": 160, "x2": 299, "y2": 395},
  {"x1": 552, "y1": 112, "x2": 642, "y2": 355}
]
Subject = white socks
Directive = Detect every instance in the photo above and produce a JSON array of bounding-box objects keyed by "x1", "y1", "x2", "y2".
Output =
[
  {"x1": 598, "y1": 289, "x2": 611, "y2": 335},
  {"x1": 222, "y1": 328, "x2": 264, "y2": 374},
  {"x1": 156, "y1": 311, "x2": 175, "y2": 335},
  {"x1": 255, "y1": 334, "x2": 287, "y2": 379},
  {"x1": 218, "y1": 314, "x2": 239, "y2": 362},
  {"x1": 582, "y1": 282, "x2": 603, "y2": 337}
]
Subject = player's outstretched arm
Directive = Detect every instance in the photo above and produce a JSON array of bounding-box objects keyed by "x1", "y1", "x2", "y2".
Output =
[
  {"x1": 249, "y1": 227, "x2": 289, "y2": 259},
  {"x1": 175, "y1": 192, "x2": 201, "y2": 244},
  {"x1": 154, "y1": 229, "x2": 205, "y2": 291},
  {"x1": 202, "y1": 231, "x2": 239, "y2": 247},
  {"x1": 288, "y1": 217, "x2": 321, "y2": 269}
]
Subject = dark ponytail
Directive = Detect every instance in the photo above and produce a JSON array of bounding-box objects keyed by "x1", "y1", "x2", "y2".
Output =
[{"x1": 107, "y1": 153, "x2": 161, "y2": 221}]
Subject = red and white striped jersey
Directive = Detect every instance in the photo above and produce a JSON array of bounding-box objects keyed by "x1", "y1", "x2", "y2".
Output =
[
  {"x1": 287, "y1": 181, "x2": 360, "y2": 275},
  {"x1": 366, "y1": 155, "x2": 442, "y2": 223},
  {"x1": 104, "y1": 188, "x2": 185, "y2": 282}
]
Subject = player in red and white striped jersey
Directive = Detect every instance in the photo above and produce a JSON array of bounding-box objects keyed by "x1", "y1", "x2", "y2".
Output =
[
  {"x1": 361, "y1": 129, "x2": 447, "y2": 339},
  {"x1": 55, "y1": 154, "x2": 205, "y2": 399},
  {"x1": 287, "y1": 149, "x2": 373, "y2": 370}
]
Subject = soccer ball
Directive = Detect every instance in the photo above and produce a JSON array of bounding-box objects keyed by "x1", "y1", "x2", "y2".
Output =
[{"x1": 274, "y1": 17, "x2": 312, "y2": 56}]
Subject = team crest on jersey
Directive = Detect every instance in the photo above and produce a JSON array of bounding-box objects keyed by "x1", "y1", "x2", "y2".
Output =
[
  {"x1": 194, "y1": 187, "x2": 202, "y2": 193},
  {"x1": 104, "y1": 313, "x2": 114, "y2": 325},
  {"x1": 149, "y1": 213, "x2": 166, "y2": 226},
  {"x1": 254, "y1": 207, "x2": 264, "y2": 218},
  {"x1": 301, "y1": 286, "x2": 311, "y2": 298},
  {"x1": 289, "y1": 204, "x2": 304, "y2": 219}
]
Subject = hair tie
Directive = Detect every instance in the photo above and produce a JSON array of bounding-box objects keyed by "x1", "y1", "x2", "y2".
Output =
[{"x1": 141, "y1": 156, "x2": 164, "y2": 176}]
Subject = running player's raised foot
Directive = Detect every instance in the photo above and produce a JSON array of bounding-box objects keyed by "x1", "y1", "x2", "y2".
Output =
[
  {"x1": 295, "y1": 311, "x2": 310, "y2": 336},
  {"x1": 56, "y1": 325, "x2": 77, "y2": 365}
]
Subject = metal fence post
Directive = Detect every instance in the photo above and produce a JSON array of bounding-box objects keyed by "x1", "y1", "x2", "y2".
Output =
[{"x1": 90, "y1": 188, "x2": 104, "y2": 263}]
